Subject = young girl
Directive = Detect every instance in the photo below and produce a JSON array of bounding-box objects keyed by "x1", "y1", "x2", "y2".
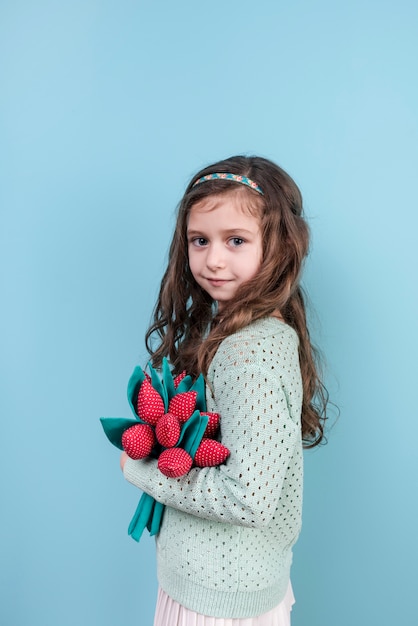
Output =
[{"x1": 120, "y1": 155, "x2": 327, "y2": 626}]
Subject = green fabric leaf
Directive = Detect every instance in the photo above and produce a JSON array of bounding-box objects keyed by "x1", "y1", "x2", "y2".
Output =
[
  {"x1": 190, "y1": 374, "x2": 207, "y2": 412},
  {"x1": 100, "y1": 417, "x2": 139, "y2": 450},
  {"x1": 175, "y1": 374, "x2": 193, "y2": 393},
  {"x1": 127, "y1": 366, "x2": 146, "y2": 417},
  {"x1": 179, "y1": 410, "x2": 209, "y2": 458},
  {"x1": 162, "y1": 357, "x2": 176, "y2": 402}
]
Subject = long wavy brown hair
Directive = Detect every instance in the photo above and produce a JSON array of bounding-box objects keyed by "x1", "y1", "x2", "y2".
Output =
[{"x1": 146, "y1": 155, "x2": 328, "y2": 447}]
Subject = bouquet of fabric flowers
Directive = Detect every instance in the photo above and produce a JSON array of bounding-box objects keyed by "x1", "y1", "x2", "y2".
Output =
[{"x1": 100, "y1": 358, "x2": 229, "y2": 541}]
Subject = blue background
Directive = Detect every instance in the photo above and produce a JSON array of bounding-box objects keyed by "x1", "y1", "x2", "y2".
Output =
[{"x1": 1, "y1": 1, "x2": 417, "y2": 625}]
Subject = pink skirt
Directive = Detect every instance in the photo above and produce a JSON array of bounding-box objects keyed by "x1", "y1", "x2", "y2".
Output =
[{"x1": 153, "y1": 583, "x2": 295, "y2": 626}]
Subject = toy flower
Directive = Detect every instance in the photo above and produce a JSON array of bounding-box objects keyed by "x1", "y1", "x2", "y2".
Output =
[{"x1": 100, "y1": 358, "x2": 229, "y2": 541}]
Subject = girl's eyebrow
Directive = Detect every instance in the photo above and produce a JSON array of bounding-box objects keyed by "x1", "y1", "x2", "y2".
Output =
[{"x1": 187, "y1": 228, "x2": 255, "y2": 236}]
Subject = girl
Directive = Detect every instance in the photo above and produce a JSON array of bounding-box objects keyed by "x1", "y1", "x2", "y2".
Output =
[{"x1": 120, "y1": 155, "x2": 327, "y2": 626}]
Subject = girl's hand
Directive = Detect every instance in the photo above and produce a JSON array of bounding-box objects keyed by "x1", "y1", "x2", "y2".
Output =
[{"x1": 120, "y1": 451, "x2": 129, "y2": 471}]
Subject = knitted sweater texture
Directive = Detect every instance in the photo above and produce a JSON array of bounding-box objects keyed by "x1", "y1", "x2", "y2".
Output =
[{"x1": 124, "y1": 317, "x2": 303, "y2": 619}]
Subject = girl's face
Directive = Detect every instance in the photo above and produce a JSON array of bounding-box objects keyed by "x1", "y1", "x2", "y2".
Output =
[{"x1": 187, "y1": 194, "x2": 262, "y2": 311}]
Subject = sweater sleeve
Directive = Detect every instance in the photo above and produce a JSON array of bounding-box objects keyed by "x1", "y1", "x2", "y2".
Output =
[{"x1": 123, "y1": 331, "x2": 302, "y2": 528}]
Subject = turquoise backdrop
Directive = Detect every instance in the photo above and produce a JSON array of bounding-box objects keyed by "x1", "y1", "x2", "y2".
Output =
[{"x1": 1, "y1": 1, "x2": 417, "y2": 625}]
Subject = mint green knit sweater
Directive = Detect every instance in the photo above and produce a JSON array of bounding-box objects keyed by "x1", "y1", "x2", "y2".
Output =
[{"x1": 123, "y1": 318, "x2": 303, "y2": 619}]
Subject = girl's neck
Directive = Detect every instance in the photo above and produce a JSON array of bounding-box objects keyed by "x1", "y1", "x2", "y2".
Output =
[
  {"x1": 213, "y1": 308, "x2": 284, "y2": 327},
  {"x1": 271, "y1": 309, "x2": 284, "y2": 321}
]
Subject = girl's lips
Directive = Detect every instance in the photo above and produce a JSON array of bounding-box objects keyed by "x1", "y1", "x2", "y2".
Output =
[{"x1": 206, "y1": 278, "x2": 230, "y2": 286}]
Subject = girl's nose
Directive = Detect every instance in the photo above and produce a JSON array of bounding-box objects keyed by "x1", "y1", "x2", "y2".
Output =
[{"x1": 206, "y1": 244, "x2": 226, "y2": 270}]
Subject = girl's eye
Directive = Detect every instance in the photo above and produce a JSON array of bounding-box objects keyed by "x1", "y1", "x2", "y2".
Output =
[
  {"x1": 230, "y1": 237, "x2": 245, "y2": 247},
  {"x1": 192, "y1": 237, "x2": 208, "y2": 247}
]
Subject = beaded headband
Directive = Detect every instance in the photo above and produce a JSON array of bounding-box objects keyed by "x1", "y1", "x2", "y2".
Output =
[{"x1": 192, "y1": 172, "x2": 264, "y2": 195}]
